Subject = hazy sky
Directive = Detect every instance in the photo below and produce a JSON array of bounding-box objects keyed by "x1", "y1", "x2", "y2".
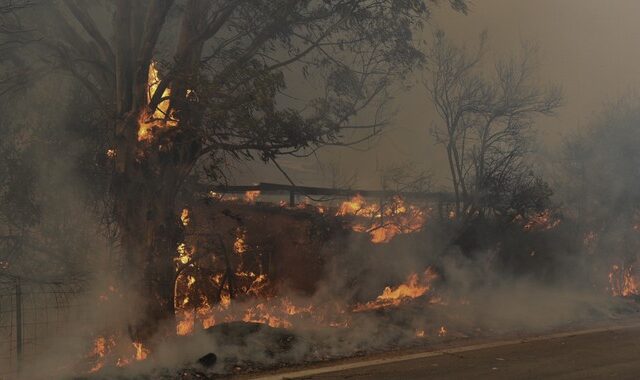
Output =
[{"x1": 237, "y1": 0, "x2": 640, "y2": 190}]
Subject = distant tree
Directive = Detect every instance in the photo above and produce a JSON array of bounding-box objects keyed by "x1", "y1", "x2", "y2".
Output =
[
  {"x1": 424, "y1": 31, "x2": 561, "y2": 218},
  {"x1": 561, "y1": 97, "x2": 640, "y2": 227},
  {"x1": 0, "y1": 0, "x2": 468, "y2": 342},
  {"x1": 559, "y1": 97, "x2": 640, "y2": 279}
]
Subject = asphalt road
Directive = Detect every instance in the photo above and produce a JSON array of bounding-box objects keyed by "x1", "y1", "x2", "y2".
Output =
[{"x1": 255, "y1": 324, "x2": 640, "y2": 380}]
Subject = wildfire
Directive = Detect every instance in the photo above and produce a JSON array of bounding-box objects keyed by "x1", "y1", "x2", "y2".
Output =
[
  {"x1": 609, "y1": 264, "x2": 640, "y2": 297},
  {"x1": 138, "y1": 61, "x2": 179, "y2": 141},
  {"x1": 336, "y1": 195, "x2": 427, "y2": 244},
  {"x1": 175, "y1": 242, "x2": 194, "y2": 266},
  {"x1": 170, "y1": 193, "x2": 441, "y2": 339},
  {"x1": 336, "y1": 194, "x2": 378, "y2": 217},
  {"x1": 88, "y1": 336, "x2": 115, "y2": 373},
  {"x1": 522, "y1": 210, "x2": 560, "y2": 232},
  {"x1": 176, "y1": 310, "x2": 195, "y2": 336},
  {"x1": 353, "y1": 267, "x2": 438, "y2": 312},
  {"x1": 87, "y1": 336, "x2": 149, "y2": 373},
  {"x1": 244, "y1": 190, "x2": 260, "y2": 203},
  {"x1": 133, "y1": 342, "x2": 149, "y2": 361},
  {"x1": 180, "y1": 207, "x2": 190, "y2": 226},
  {"x1": 233, "y1": 227, "x2": 248, "y2": 255}
]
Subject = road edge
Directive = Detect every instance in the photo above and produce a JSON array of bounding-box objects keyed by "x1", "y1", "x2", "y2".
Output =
[{"x1": 251, "y1": 322, "x2": 640, "y2": 380}]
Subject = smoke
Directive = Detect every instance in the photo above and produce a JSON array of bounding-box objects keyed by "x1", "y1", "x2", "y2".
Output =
[
  {"x1": 5, "y1": 3, "x2": 640, "y2": 379},
  {"x1": 0, "y1": 75, "x2": 125, "y2": 379},
  {"x1": 2, "y1": 81, "x2": 637, "y2": 380},
  {"x1": 65, "y1": 208, "x2": 632, "y2": 379}
]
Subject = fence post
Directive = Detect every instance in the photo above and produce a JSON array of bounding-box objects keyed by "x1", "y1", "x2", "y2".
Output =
[{"x1": 15, "y1": 277, "x2": 22, "y2": 377}]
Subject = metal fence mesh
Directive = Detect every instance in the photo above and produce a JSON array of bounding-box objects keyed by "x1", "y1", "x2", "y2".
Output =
[{"x1": 0, "y1": 277, "x2": 84, "y2": 380}]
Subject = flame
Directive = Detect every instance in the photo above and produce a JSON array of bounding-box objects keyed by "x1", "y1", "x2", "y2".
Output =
[
  {"x1": 336, "y1": 195, "x2": 427, "y2": 244},
  {"x1": 244, "y1": 190, "x2": 260, "y2": 203},
  {"x1": 353, "y1": 268, "x2": 438, "y2": 312},
  {"x1": 438, "y1": 326, "x2": 447, "y2": 337},
  {"x1": 233, "y1": 227, "x2": 248, "y2": 255},
  {"x1": 175, "y1": 243, "x2": 194, "y2": 266},
  {"x1": 170, "y1": 196, "x2": 439, "y2": 338},
  {"x1": 522, "y1": 210, "x2": 560, "y2": 232},
  {"x1": 336, "y1": 194, "x2": 379, "y2": 217},
  {"x1": 174, "y1": 291, "x2": 351, "y2": 335},
  {"x1": 106, "y1": 148, "x2": 116, "y2": 159},
  {"x1": 133, "y1": 342, "x2": 149, "y2": 361},
  {"x1": 88, "y1": 336, "x2": 115, "y2": 373},
  {"x1": 609, "y1": 264, "x2": 639, "y2": 297},
  {"x1": 87, "y1": 335, "x2": 149, "y2": 373},
  {"x1": 415, "y1": 329, "x2": 426, "y2": 338},
  {"x1": 176, "y1": 310, "x2": 195, "y2": 336},
  {"x1": 137, "y1": 61, "x2": 179, "y2": 141},
  {"x1": 180, "y1": 208, "x2": 190, "y2": 226}
]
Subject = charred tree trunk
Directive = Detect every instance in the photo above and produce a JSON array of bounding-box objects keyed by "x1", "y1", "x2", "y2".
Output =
[
  {"x1": 109, "y1": 0, "x2": 207, "y2": 343},
  {"x1": 112, "y1": 111, "x2": 201, "y2": 342}
]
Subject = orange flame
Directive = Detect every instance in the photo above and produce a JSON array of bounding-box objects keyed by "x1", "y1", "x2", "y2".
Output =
[
  {"x1": 522, "y1": 210, "x2": 560, "y2": 232},
  {"x1": 88, "y1": 336, "x2": 115, "y2": 373},
  {"x1": 137, "y1": 61, "x2": 179, "y2": 141},
  {"x1": 171, "y1": 196, "x2": 439, "y2": 338},
  {"x1": 87, "y1": 335, "x2": 149, "y2": 373},
  {"x1": 336, "y1": 195, "x2": 427, "y2": 244},
  {"x1": 609, "y1": 264, "x2": 639, "y2": 297},
  {"x1": 353, "y1": 267, "x2": 438, "y2": 312},
  {"x1": 233, "y1": 227, "x2": 248, "y2": 255},
  {"x1": 180, "y1": 208, "x2": 190, "y2": 226},
  {"x1": 244, "y1": 190, "x2": 260, "y2": 203},
  {"x1": 133, "y1": 342, "x2": 149, "y2": 361}
]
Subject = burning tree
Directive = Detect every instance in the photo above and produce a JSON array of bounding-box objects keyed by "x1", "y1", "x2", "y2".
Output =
[{"x1": 0, "y1": 0, "x2": 468, "y2": 343}]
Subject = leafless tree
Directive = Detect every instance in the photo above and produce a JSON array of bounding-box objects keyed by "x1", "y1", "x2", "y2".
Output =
[{"x1": 424, "y1": 31, "x2": 561, "y2": 218}]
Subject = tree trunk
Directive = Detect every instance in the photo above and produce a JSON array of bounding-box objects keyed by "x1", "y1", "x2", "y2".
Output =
[{"x1": 112, "y1": 113, "x2": 200, "y2": 343}]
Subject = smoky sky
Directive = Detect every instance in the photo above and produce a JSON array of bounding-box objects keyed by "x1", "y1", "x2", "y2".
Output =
[{"x1": 235, "y1": 0, "x2": 640, "y2": 190}]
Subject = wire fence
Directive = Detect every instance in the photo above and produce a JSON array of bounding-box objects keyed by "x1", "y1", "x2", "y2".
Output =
[{"x1": 0, "y1": 276, "x2": 85, "y2": 380}]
